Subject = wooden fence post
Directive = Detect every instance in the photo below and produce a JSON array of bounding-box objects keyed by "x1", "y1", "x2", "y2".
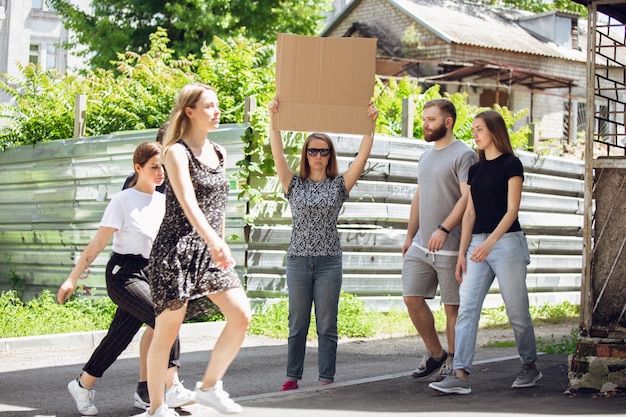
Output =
[
  {"x1": 244, "y1": 96, "x2": 257, "y2": 124},
  {"x1": 74, "y1": 94, "x2": 87, "y2": 138},
  {"x1": 402, "y1": 96, "x2": 414, "y2": 138}
]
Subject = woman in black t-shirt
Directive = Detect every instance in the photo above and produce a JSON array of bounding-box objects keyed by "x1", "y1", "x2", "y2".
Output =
[{"x1": 429, "y1": 110, "x2": 541, "y2": 395}]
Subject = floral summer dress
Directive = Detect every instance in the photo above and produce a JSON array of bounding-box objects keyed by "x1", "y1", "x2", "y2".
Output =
[{"x1": 149, "y1": 140, "x2": 241, "y2": 319}]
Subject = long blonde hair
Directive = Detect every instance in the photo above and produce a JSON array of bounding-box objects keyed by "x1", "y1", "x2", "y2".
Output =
[{"x1": 160, "y1": 83, "x2": 215, "y2": 162}]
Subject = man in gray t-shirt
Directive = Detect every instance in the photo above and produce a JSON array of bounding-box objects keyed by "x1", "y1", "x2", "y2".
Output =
[{"x1": 401, "y1": 99, "x2": 478, "y2": 381}]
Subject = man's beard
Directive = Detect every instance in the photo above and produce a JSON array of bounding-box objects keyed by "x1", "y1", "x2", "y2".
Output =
[{"x1": 424, "y1": 123, "x2": 447, "y2": 142}]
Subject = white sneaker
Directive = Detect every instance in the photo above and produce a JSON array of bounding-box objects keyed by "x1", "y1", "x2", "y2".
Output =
[
  {"x1": 67, "y1": 378, "x2": 98, "y2": 416},
  {"x1": 134, "y1": 391, "x2": 150, "y2": 410},
  {"x1": 145, "y1": 404, "x2": 179, "y2": 417},
  {"x1": 165, "y1": 381, "x2": 196, "y2": 408},
  {"x1": 195, "y1": 381, "x2": 242, "y2": 414}
]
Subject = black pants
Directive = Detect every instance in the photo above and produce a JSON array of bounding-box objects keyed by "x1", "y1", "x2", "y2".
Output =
[{"x1": 82, "y1": 252, "x2": 180, "y2": 378}]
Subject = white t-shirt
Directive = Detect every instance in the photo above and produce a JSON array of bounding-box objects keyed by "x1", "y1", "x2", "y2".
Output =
[{"x1": 99, "y1": 188, "x2": 165, "y2": 259}]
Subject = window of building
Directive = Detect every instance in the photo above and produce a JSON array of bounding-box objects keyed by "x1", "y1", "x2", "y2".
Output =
[
  {"x1": 32, "y1": 0, "x2": 55, "y2": 11},
  {"x1": 46, "y1": 44, "x2": 57, "y2": 70},
  {"x1": 29, "y1": 44, "x2": 39, "y2": 65}
]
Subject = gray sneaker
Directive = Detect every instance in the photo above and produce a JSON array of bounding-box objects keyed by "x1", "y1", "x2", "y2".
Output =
[
  {"x1": 428, "y1": 375, "x2": 471, "y2": 395},
  {"x1": 434, "y1": 358, "x2": 454, "y2": 381},
  {"x1": 511, "y1": 363, "x2": 542, "y2": 388}
]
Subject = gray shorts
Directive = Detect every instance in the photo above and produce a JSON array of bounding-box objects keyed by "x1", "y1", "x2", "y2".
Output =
[{"x1": 401, "y1": 244, "x2": 460, "y2": 304}]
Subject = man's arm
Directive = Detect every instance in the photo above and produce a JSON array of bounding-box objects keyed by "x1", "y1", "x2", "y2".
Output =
[
  {"x1": 427, "y1": 181, "x2": 470, "y2": 252},
  {"x1": 402, "y1": 186, "x2": 419, "y2": 256}
]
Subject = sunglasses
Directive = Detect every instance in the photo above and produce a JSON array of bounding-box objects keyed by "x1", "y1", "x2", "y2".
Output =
[{"x1": 307, "y1": 148, "x2": 331, "y2": 157}]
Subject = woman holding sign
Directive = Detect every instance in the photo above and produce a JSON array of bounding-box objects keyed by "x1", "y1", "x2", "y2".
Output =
[{"x1": 268, "y1": 96, "x2": 378, "y2": 391}]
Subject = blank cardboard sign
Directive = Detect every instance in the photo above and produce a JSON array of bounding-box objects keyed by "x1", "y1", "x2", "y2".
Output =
[{"x1": 273, "y1": 33, "x2": 377, "y2": 135}]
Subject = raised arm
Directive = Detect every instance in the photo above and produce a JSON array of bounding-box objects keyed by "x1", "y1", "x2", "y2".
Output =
[
  {"x1": 268, "y1": 97, "x2": 294, "y2": 192},
  {"x1": 164, "y1": 143, "x2": 233, "y2": 269},
  {"x1": 342, "y1": 101, "x2": 378, "y2": 192}
]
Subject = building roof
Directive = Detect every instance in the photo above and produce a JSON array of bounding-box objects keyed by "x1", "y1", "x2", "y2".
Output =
[
  {"x1": 572, "y1": 0, "x2": 626, "y2": 24},
  {"x1": 323, "y1": 0, "x2": 587, "y2": 62},
  {"x1": 427, "y1": 60, "x2": 578, "y2": 90}
]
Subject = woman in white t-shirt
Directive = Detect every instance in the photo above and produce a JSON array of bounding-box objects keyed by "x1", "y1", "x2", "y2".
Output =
[{"x1": 57, "y1": 142, "x2": 195, "y2": 416}]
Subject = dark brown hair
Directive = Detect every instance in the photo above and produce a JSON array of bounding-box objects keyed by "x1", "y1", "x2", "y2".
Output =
[
  {"x1": 423, "y1": 98, "x2": 457, "y2": 126},
  {"x1": 128, "y1": 141, "x2": 162, "y2": 188},
  {"x1": 299, "y1": 133, "x2": 339, "y2": 179},
  {"x1": 156, "y1": 121, "x2": 170, "y2": 144},
  {"x1": 474, "y1": 110, "x2": 514, "y2": 160}
]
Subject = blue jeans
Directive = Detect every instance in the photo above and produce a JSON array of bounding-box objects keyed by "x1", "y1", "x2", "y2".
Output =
[
  {"x1": 285, "y1": 255, "x2": 342, "y2": 383},
  {"x1": 453, "y1": 231, "x2": 537, "y2": 374}
]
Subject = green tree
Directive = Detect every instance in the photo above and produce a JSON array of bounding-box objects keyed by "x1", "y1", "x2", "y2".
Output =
[
  {"x1": 0, "y1": 29, "x2": 274, "y2": 148},
  {"x1": 374, "y1": 80, "x2": 529, "y2": 150},
  {"x1": 48, "y1": 0, "x2": 332, "y2": 69},
  {"x1": 467, "y1": 0, "x2": 586, "y2": 16}
]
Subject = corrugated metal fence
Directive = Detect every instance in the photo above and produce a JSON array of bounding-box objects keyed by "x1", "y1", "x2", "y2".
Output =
[
  {"x1": 0, "y1": 125, "x2": 249, "y2": 300},
  {"x1": 0, "y1": 125, "x2": 584, "y2": 311},
  {"x1": 246, "y1": 134, "x2": 585, "y2": 311}
]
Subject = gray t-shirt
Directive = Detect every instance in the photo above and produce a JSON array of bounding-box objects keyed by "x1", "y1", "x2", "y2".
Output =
[{"x1": 413, "y1": 139, "x2": 478, "y2": 252}]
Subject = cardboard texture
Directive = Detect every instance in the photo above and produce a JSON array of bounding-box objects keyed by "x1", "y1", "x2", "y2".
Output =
[{"x1": 274, "y1": 33, "x2": 376, "y2": 135}]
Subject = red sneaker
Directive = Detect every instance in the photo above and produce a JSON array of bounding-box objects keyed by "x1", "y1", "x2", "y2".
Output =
[{"x1": 280, "y1": 380, "x2": 299, "y2": 391}]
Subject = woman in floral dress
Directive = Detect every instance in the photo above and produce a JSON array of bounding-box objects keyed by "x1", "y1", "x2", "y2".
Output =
[{"x1": 145, "y1": 84, "x2": 251, "y2": 417}]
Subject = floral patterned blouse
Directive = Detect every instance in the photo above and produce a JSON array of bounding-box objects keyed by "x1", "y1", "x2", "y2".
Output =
[{"x1": 285, "y1": 174, "x2": 349, "y2": 257}]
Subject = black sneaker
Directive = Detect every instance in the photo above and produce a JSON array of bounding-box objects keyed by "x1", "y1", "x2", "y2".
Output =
[{"x1": 411, "y1": 351, "x2": 448, "y2": 380}]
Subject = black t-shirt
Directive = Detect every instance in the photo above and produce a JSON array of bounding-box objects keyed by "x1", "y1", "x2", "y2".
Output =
[{"x1": 468, "y1": 153, "x2": 523, "y2": 234}]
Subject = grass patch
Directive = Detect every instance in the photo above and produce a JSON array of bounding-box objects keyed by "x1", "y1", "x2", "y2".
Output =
[
  {"x1": 0, "y1": 290, "x2": 116, "y2": 338},
  {"x1": 537, "y1": 327, "x2": 579, "y2": 355},
  {"x1": 483, "y1": 327, "x2": 579, "y2": 355},
  {"x1": 483, "y1": 340, "x2": 517, "y2": 348},
  {"x1": 0, "y1": 288, "x2": 580, "y2": 354},
  {"x1": 478, "y1": 302, "x2": 579, "y2": 329},
  {"x1": 248, "y1": 292, "x2": 376, "y2": 339}
]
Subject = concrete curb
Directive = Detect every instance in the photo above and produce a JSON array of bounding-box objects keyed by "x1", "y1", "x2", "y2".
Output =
[{"x1": 0, "y1": 321, "x2": 226, "y2": 352}]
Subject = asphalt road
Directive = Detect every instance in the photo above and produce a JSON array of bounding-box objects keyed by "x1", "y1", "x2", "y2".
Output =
[{"x1": 1, "y1": 322, "x2": 625, "y2": 417}]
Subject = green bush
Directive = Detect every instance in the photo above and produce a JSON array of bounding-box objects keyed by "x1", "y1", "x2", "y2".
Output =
[
  {"x1": 0, "y1": 290, "x2": 115, "y2": 338},
  {"x1": 374, "y1": 82, "x2": 530, "y2": 149},
  {"x1": 479, "y1": 302, "x2": 580, "y2": 329},
  {"x1": 1, "y1": 289, "x2": 580, "y2": 353},
  {"x1": 0, "y1": 28, "x2": 274, "y2": 149},
  {"x1": 248, "y1": 292, "x2": 375, "y2": 339},
  {"x1": 537, "y1": 327, "x2": 580, "y2": 355}
]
